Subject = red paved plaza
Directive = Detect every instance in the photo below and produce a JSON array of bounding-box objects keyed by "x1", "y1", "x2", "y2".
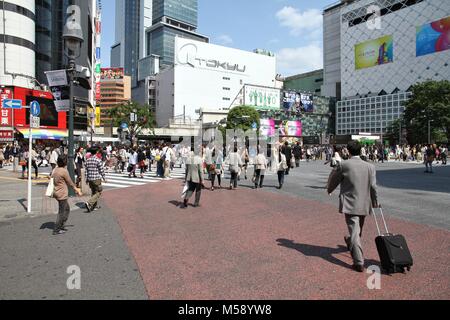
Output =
[{"x1": 103, "y1": 180, "x2": 450, "y2": 300}]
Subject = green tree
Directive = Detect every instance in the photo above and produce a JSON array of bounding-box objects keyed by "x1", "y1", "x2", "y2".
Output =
[
  {"x1": 226, "y1": 105, "x2": 260, "y2": 131},
  {"x1": 106, "y1": 101, "x2": 155, "y2": 144},
  {"x1": 403, "y1": 80, "x2": 450, "y2": 143}
]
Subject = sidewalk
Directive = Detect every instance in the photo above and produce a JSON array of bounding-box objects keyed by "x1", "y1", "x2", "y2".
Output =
[
  {"x1": 0, "y1": 170, "x2": 88, "y2": 222},
  {"x1": 103, "y1": 180, "x2": 450, "y2": 300},
  {"x1": 0, "y1": 204, "x2": 148, "y2": 300}
]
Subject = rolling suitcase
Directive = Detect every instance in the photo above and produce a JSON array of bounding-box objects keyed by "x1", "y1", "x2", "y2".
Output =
[{"x1": 373, "y1": 207, "x2": 413, "y2": 274}]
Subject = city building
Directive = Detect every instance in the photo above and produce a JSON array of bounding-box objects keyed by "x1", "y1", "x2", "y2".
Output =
[
  {"x1": 0, "y1": 0, "x2": 99, "y2": 142},
  {"x1": 323, "y1": 0, "x2": 450, "y2": 136},
  {"x1": 155, "y1": 38, "x2": 278, "y2": 127},
  {"x1": 0, "y1": 0, "x2": 36, "y2": 89},
  {"x1": 111, "y1": 0, "x2": 152, "y2": 87},
  {"x1": 284, "y1": 69, "x2": 324, "y2": 95},
  {"x1": 146, "y1": 0, "x2": 208, "y2": 69},
  {"x1": 321, "y1": 0, "x2": 357, "y2": 99},
  {"x1": 98, "y1": 68, "x2": 131, "y2": 136}
]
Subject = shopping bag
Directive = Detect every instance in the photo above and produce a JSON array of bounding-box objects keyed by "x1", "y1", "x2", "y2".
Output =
[
  {"x1": 45, "y1": 178, "x2": 55, "y2": 198},
  {"x1": 181, "y1": 183, "x2": 189, "y2": 199}
]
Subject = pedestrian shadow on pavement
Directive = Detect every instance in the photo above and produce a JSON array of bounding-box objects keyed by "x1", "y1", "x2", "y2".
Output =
[
  {"x1": 17, "y1": 198, "x2": 27, "y2": 212},
  {"x1": 40, "y1": 222, "x2": 55, "y2": 230},
  {"x1": 305, "y1": 185, "x2": 327, "y2": 190},
  {"x1": 276, "y1": 238, "x2": 384, "y2": 273},
  {"x1": 276, "y1": 238, "x2": 354, "y2": 270},
  {"x1": 169, "y1": 200, "x2": 182, "y2": 208}
]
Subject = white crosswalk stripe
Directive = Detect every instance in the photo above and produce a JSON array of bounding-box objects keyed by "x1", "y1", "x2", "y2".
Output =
[{"x1": 101, "y1": 167, "x2": 186, "y2": 190}]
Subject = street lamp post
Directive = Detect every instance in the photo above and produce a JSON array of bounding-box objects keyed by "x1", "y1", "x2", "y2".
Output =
[{"x1": 62, "y1": 5, "x2": 84, "y2": 194}]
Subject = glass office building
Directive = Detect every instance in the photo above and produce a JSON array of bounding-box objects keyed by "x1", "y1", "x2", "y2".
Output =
[
  {"x1": 146, "y1": 0, "x2": 207, "y2": 68},
  {"x1": 123, "y1": 0, "x2": 141, "y2": 87},
  {"x1": 152, "y1": 0, "x2": 198, "y2": 27},
  {"x1": 146, "y1": 25, "x2": 207, "y2": 67},
  {"x1": 336, "y1": 92, "x2": 411, "y2": 135}
]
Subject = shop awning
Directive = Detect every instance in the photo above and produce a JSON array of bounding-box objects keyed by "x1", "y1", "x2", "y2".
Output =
[{"x1": 18, "y1": 128, "x2": 68, "y2": 141}]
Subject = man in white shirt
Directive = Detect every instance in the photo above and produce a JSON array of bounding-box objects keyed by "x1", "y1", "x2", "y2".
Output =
[
  {"x1": 128, "y1": 148, "x2": 138, "y2": 178},
  {"x1": 49, "y1": 148, "x2": 59, "y2": 171}
]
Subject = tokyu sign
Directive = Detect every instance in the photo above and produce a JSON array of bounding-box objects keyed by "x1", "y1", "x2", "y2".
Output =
[{"x1": 177, "y1": 43, "x2": 246, "y2": 73}]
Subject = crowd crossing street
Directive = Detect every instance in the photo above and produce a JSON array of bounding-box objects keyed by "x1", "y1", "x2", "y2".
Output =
[{"x1": 0, "y1": 0, "x2": 449, "y2": 313}]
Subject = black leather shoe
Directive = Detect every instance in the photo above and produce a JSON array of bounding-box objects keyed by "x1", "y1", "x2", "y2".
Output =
[{"x1": 352, "y1": 264, "x2": 364, "y2": 273}]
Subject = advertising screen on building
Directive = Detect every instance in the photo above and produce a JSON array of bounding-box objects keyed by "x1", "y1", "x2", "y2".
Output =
[
  {"x1": 279, "y1": 121, "x2": 302, "y2": 137},
  {"x1": 244, "y1": 85, "x2": 281, "y2": 111},
  {"x1": 282, "y1": 91, "x2": 314, "y2": 113},
  {"x1": 101, "y1": 68, "x2": 124, "y2": 80},
  {"x1": 355, "y1": 35, "x2": 393, "y2": 70},
  {"x1": 260, "y1": 119, "x2": 275, "y2": 137},
  {"x1": 416, "y1": 16, "x2": 450, "y2": 57}
]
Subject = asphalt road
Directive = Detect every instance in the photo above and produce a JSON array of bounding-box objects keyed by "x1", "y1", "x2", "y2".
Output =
[
  {"x1": 235, "y1": 161, "x2": 450, "y2": 231},
  {"x1": 0, "y1": 206, "x2": 148, "y2": 300}
]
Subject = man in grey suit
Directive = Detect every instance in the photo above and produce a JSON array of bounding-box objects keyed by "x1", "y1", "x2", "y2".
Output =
[
  {"x1": 327, "y1": 141, "x2": 379, "y2": 272},
  {"x1": 182, "y1": 149, "x2": 203, "y2": 208}
]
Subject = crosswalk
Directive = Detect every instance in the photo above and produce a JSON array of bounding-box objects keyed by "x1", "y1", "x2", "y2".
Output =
[
  {"x1": 102, "y1": 167, "x2": 186, "y2": 190},
  {"x1": 0, "y1": 165, "x2": 187, "y2": 190}
]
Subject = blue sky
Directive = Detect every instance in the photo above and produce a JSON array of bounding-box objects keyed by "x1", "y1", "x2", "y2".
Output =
[{"x1": 101, "y1": 0, "x2": 335, "y2": 76}]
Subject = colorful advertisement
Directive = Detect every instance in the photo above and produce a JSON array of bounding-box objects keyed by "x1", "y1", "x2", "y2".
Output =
[
  {"x1": 101, "y1": 68, "x2": 124, "y2": 80},
  {"x1": 282, "y1": 91, "x2": 314, "y2": 113},
  {"x1": 0, "y1": 87, "x2": 13, "y2": 127},
  {"x1": 355, "y1": 35, "x2": 393, "y2": 70},
  {"x1": 244, "y1": 85, "x2": 281, "y2": 111},
  {"x1": 260, "y1": 119, "x2": 275, "y2": 137},
  {"x1": 279, "y1": 121, "x2": 302, "y2": 137},
  {"x1": 416, "y1": 16, "x2": 450, "y2": 57}
]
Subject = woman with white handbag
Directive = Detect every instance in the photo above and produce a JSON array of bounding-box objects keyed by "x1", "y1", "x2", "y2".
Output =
[
  {"x1": 48, "y1": 156, "x2": 82, "y2": 235},
  {"x1": 277, "y1": 148, "x2": 288, "y2": 189}
]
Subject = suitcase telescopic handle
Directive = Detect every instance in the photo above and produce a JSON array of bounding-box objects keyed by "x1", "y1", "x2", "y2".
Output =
[{"x1": 373, "y1": 207, "x2": 390, "y2": 236}]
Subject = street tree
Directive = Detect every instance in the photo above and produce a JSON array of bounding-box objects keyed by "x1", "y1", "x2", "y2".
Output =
[
  {"x1": 403, "y1": 80, "x2": 450, "y2": 144},
  {"x1": 226, "y1": 105, "x2": 260, "y2": 131},
  {"x1": 106, "y1": 101, "x2": 155, "y2": 145}
]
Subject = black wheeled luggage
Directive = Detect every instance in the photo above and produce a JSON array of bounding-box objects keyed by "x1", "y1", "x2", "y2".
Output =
[{"x1": 373, "y1": 208, "x2": 413, "y2": 274}]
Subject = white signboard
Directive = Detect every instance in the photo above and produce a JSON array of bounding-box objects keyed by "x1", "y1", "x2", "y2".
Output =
[
  {"x1": 244, "y1": 85, "x2": 281, "y2": 110},
  {"x1": 31, "y1": 116, "x2": 40, "y2": 129},
  {"x1": 54, "y1": 100, "x2": 70, "y2": 112},
  {"x1": 45, "y1": 70, "x2": 68, "y2": 87}
]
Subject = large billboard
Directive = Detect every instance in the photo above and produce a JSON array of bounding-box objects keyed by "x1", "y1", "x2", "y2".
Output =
[
  {"x1": 279, "y1": 121, "x2": 302, "y2": 137},
  {"x1": 244, "y1": 85, "x2": 281, "y2": 110},
  {"x1": 416, "y1": 16, "x2": 450, "y2": 57},
  {"x1": 101, "y1": 68, "x2": 124, "y2": 80},
  {"x1": 282, "y1": 91, "x2": 314, "y2": 113},
  {"x1": 355, "y1": 35, "x2": 393, "y2": 70},
  {"x1": 260, "y1": 119, "x2": 275, "y2": 137}
]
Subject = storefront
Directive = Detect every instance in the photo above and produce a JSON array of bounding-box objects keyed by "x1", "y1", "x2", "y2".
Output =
[{"x1": 0, "y1": 86, "x2": 68, "y2": 145}]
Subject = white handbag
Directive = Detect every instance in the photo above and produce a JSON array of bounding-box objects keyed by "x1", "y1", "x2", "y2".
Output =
[{"x1": 46, "y1": 178, "x2": 55, "y2": 198}]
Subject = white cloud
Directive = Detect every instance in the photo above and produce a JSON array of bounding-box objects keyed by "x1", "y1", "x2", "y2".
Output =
[
  {"x1": 276, "y1": 44, "x2": 323, "y2": 76},
  {"x1": 276, "y1": 6, "x2": 323, "y2": 36},
  {"x1": 216, "y1": 34, "x2": 233, "y2": 45}
]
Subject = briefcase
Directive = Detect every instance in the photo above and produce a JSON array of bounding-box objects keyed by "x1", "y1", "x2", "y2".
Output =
[{"x1": 373, "y1": 208, "x2": 413, "y2": 274}]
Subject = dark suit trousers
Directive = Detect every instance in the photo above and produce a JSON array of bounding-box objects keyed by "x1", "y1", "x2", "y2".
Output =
[
  {"x1": 185, "y1": 181, "x2": 202, "y2": 205},
  {"x1": 345, "y1": 214, "x2": 366, "y2": 266},
  {"x1": 254, "y1": 169, "x2": 264, "y2": 187}
]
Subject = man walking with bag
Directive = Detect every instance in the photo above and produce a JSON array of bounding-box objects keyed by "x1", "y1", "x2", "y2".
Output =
[
  {"x1": 182, "y1": 149, "x2": 203, "y2": 208},
  {"x1": 327, "y1": 140, "x2": 379, "y2": 273},
  {"x1": 85, "y1": 148, "x2": 107, "y2": 212}
]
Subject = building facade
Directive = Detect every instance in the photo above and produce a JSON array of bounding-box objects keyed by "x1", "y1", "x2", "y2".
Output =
[
  {"x1": 155, "y1": 38, "x2": 277, "y2": 127},
  {"x1": 112, "y1": 0, "x2": 152, "y2": 87},
  {"x1": 99, "y1": 68, "x2": 131, "y2": 129},
  {"x1": 0, "y1": 0, "x2": 36, "y2": 89},
  {"x1": 284, "y1": 69, "x2": 324, "y2": 95},
  {"x1": 333, "y1": 0, "x2": 450, "y2": 136}
]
